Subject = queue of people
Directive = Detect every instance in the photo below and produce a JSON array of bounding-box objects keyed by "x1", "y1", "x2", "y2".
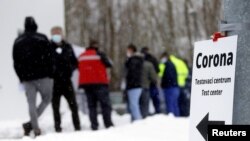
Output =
[{"x1": 12, "y1": 17, "x2": 191, "y2": 136}]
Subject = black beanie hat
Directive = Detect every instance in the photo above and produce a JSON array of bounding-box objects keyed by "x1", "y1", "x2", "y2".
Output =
[{"x1": 24, "y1": 16, "x2": 38, "y2": 32}]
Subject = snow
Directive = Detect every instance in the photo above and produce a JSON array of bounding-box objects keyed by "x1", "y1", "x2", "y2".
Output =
[{"x1": 0, "y1": 112, "x2": 189, "y2": 141}]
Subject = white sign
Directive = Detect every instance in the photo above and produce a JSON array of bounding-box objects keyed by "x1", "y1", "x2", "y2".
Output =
[{"x1": 189, "y1": 36, "x2": 238, "y2": 141}]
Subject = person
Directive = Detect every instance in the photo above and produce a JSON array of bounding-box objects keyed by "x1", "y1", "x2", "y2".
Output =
[
  {"x1": 50, "y1": 26, "x2": 81, "y2": 132},
  {"x1": 124, "y1": 44, "x2": 144, "y2": 121},
  {"x1": 178, "y1": 59, "x2": 191, "y2": 117},
  {"x1": 140, "y1": 53, "x2": 158, "y2": 118},
  {"x1": 169, "y1": 55, "x2": 189, "y2": 117},
  {"x1": 125, "y1": 44, "x2": 157, "y2": 120},
  {"x1": 160, "y1": 52, "x2": 180, "y2": 116},
  {"x1": 140, "y1": 47, "x2": 161, "y2": 114},
  {"x1": 78, "y1": 40, "x2": 114, "y2": 130},
  {"x1": 13, "y1": 17, "x2": 54, "y2": 136}
]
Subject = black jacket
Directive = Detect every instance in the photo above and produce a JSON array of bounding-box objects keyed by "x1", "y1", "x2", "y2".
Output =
[
  {"x1": 144, "y1": 53, "x2": 159, "y2": 73},
  {"x1": 51, "y1": 41, "x2": 78, "y2": 79},
  {"x1": 125, "y1": 55, "x2": 144, "y2": 90},
  {"x1": 161, "y1": 61, "x2": 178, "y2": 88},
  {"x1": 13, "y1": 32, "x2": 54, "y2": 82}
]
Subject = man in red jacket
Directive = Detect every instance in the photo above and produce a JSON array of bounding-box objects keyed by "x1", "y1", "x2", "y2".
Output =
[{"x1": 78, "y1": 40, "x2": 113, "y2": 130}]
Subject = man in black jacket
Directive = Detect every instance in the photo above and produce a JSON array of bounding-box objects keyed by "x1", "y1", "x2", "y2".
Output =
[
  {"x1": 160, "y1": 52, "x2": 180, "y2": 117},
  {"x1": 13, "y1": 17, "x2": 54, "y2": 136},
  {"x1": 50, "y1": 26, "x2": 80, "y2": 132},
  {"x1": 125, "y1": 44, "x2": 144, "y2": 121}
]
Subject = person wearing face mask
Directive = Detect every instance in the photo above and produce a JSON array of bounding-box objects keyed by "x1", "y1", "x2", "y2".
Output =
[
  {"x1": 160, "y1": 52, "x2": 180, "y2": 116},
  {"x1": 50, "y1": 26, "x2": 81, "y2": 132},
  {"x1": 123, "y1": 44, "x2": 157, "y2": 121},
  {"x1": 124, "y1": 44, "x2": 144, "y2": 121}
]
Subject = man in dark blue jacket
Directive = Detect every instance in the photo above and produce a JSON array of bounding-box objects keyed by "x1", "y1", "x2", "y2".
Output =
[{"x1": 160, "y1": 52, "x2": 180, "y2": 116}]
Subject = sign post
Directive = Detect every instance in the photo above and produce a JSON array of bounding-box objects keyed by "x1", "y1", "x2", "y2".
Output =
[{"x1": 189, "y1": 36, "x2": 238, "y2": 141}]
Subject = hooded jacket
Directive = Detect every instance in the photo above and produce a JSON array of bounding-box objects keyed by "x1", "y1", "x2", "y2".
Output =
[{"x1": 13, "y1": 17, "x2": 54, "y2": 82}]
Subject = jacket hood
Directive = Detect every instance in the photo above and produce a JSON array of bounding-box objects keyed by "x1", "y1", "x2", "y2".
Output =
[{"x1": 24, "y1": 17, "x2": 38, "y2": 32}]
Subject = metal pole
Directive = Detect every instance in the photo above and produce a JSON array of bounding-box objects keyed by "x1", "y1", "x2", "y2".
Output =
[{"x1": 224, "y1": 0, "x2": 250, "y2": 124}]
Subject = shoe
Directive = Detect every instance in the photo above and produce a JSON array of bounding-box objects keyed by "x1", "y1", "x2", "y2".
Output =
[
  {"x1": 106, "y1": 124, "x2": 114, "y2": 129},
  {"x1": 34, "y1": 129, "x2": 41, "y2": 137},
  {"x1": 22, "y1": 122, "x2": 32, "y2": 136},
  {"x1": 55, "y1": 127, "x2": 62, "y2": 133},
  {"x1": 91, "y1": 127, "x2": 98, "y2": 131},
  {"x1": 75, "y1": 126, "x2": 81, "y2": 131}
]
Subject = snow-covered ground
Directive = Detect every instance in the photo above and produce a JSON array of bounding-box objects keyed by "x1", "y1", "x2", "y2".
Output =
[
  {"x1": 0, "y1": 93, "x2": 189, "y2": 141},
  {"x1": 0, "y1": 112, "x2": 189, "y2": 141}
]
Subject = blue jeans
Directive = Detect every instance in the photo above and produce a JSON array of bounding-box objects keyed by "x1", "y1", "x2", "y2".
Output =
[
  {"x1": 127, "y1": 88, "x2": 143, "y2": 121},
  {"x1": 149, "y1": 86, "x2": 161, "y2": 113},
  {"x1": 163, "y1": 87, "x2": 180, "y2": 117}
]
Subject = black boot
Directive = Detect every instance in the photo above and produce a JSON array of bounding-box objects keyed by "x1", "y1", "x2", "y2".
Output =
[
  {"x1": 22, "y1": 122, "x2": 32, "y2": 136},
  {"x1": 34, "y1": 129, "x2": 41, "y2": 137},
  {"x1": 75, "y1": 126, "x2": 81, "y2": 131},
  {"x1": 55, "y1": 126, "x2": 62, "y2": 133}
]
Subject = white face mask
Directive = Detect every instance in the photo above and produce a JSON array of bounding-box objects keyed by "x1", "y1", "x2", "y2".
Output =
[
  {"x1": 52, "y1": 34, "x2": 62, "y2": 44},
  {"x1": 161, "y1": 57, "x2": 168, "y2": 63},
  {"x1": 127, "y1": 52, "x2": 132, "y2": 58}
]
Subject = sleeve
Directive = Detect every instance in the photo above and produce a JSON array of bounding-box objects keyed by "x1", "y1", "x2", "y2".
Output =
[
  {"x1": 97, "y1": 51, "x2": 113, "y2": 68},
  {"x1": 12, "y1": 40, "x2": 24, "y2": 81},
  {"x1": 68, "y1": 44, "x2": 78, "y2": 70},
  {"x1": 152, "y1": 56, "x2": 160, "y2": 73},
  {"x1": 42, "y1": 35, "x2": 55, "y2": 77},
  {"x1": 148, "y1": 63, "x2": 158, "y2": 85}
]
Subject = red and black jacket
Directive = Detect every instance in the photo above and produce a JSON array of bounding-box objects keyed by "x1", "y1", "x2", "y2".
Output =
[{"x1": 78, "y1": 48, "x2": 112, "y2": 86}]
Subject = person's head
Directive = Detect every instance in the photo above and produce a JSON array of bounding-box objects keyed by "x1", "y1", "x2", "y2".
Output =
[
  {"x1": 24, "y1": 17, "x2": 38, "y2": 33},
  {"x1": 51, "y1": 26, "x2": 63, "y2": 44},
  {"x1": 140, "y1": 47, "x2": 149, "y2": 55},
  {"x1": 160, "y1": 52, "x2": 169, "y2": 63},
  {"x1": 127, "y1": 44, "x2": 137, "y2": 58},
  {"x1": 89, "y1": 39, "x2": 99, "y2": 50}
]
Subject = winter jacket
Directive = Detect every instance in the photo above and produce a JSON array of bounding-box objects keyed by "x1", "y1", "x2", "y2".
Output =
[
  {"x1": 161, "y1": 61, "x2": 178, "y2": 88},
  {"x1": 144, "y1": 53, "x2": 160, "y2": 73},
  {"x1": 141, "y1": 61, "x2": 157, "y2": 89},
  {"x1": 125, "y1": 55, "x2": 144, "y2": 90},
  {"x1": 170, "y1": 55, "x2": 189, "y2": 87},
  {"x1": 13, "y1": 21, "x2": 53, "y2": 82},
  {"x1": 51, "y1": 41, "x2": 78, "y2": 79},
  {"x1": 78, "y1": 48, "x2": 112, "y2": 86}
]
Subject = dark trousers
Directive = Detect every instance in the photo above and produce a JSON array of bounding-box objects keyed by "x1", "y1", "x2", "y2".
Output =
[
  {"x1": 84, "y1": 85, "x2": 113, "y2": 130},
  {"x1": 52, "y1": 78, "x2": 80, "y2": 130},
  {"x1": 179, "y1": 88, "x2": 190, "y2": 117},
  {"x1": 163, "y1": 87, "x2": 180, "y2": 117},
  {"x1": 149, "y1": 86, "x2": 161, "y2": 113},
  {"x1": 140, "y1": 88, "x2": 150, "y2": 118}
]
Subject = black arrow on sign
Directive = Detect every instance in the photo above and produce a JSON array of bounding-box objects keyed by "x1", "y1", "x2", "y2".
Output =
[{"x1": 196, "y1": 113, "x2": 225, "y2": 141}]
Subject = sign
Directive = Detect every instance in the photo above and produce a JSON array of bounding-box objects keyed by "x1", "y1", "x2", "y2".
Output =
[{"x1": 189, "y1": 36, "x2": 238, "y2": 141}]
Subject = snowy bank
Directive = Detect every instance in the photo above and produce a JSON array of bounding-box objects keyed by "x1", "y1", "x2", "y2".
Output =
[{"x1": 0, "y1": 114, "x2": 189, "y2": 141}]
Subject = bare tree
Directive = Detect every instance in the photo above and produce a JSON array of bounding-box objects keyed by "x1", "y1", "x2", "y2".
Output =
[{"x1": 65, "y1": 0, "x2": 222, "y2": 90}]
